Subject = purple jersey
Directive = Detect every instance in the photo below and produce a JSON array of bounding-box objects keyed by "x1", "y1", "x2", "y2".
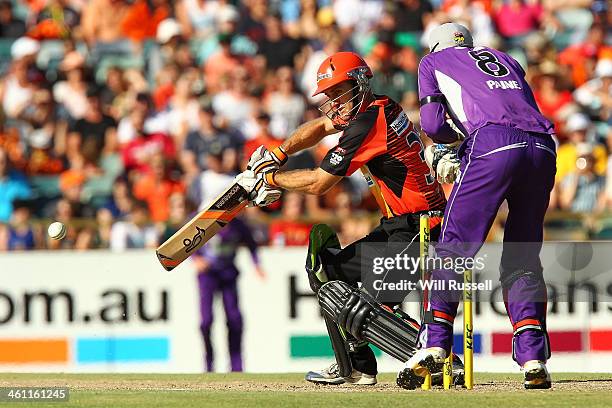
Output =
[
  {"x1": 418, "y1": 46, "x2": 553, "y2": 140},
  {"x1": 195, "y1": 218, "x2": 259, "y2": 278}
]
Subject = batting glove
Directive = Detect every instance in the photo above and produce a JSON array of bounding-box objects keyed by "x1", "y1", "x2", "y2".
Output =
[
  {"x1": 250, "y1": 170, "x2": 282, "y2": 207},
  {"x1": 234, "y1": 170, "x2": 258, "y2": 193},
  {"x1": 247, "y1": 145, "x2": 288, "y2": 175}
]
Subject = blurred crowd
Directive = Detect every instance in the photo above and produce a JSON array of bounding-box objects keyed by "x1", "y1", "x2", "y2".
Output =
[{"x1": 0, "y1": 0, "x2": 610, "y2": 251}]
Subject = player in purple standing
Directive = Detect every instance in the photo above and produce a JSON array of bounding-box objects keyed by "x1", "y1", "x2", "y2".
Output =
[
  {"x1": 396, "y1": 23, "x2": 556, "y2": 390},
  {"x1": 192, "y1": 217, "x2": 264, "y2": 372}
]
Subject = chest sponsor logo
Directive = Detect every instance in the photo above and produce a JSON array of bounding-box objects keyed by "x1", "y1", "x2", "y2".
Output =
[{"x1": 390, "y1": 112, "x2": 410, "y2": 136}]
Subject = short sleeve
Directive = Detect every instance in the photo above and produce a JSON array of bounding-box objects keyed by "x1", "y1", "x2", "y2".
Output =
[{"x1": 320, "y1": 108, "x2": 380, "y2": 177}]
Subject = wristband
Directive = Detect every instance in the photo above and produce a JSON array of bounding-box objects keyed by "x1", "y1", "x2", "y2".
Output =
[
  {"x1": 272, "y1": 146, "x2": 288, "y2": 165},
  {"x1": 265, "y1": 171, "x2": 278, "y2": 187}
]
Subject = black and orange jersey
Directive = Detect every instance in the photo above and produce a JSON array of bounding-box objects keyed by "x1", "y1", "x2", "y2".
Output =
[{"x1": 320, "y1": 95, "x2": 447, "y2": 218}]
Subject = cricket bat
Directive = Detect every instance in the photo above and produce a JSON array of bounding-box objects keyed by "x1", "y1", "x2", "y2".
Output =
[{"x1": 156, "y1": 182, "x2": 249, "y2": 271}]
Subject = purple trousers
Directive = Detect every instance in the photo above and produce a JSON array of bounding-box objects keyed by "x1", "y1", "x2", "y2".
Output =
[
  {"x1": 198, "y1": 268, "x2": 244, "y2": 372},
  {"x1": 424, "y1": 125, "x2": 556, "y2": 366}
]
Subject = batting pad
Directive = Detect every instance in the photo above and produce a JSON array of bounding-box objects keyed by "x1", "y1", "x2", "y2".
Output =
[{"x1": 318, "y1": 281, "x2": 419, "y2": 363}]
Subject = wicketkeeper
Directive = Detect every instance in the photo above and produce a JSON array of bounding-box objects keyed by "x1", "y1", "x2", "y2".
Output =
[
  {"x1": 241, "y1": 52, "x2": 464, "y2": 386},
  {"x1": 398, "y1": 23, "x2": 556, "y2": 390}
]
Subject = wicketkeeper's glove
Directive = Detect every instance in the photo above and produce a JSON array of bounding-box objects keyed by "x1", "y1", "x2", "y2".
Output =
[{"x1": 424, "y1": 141, "x2": 461, "y2": 184}]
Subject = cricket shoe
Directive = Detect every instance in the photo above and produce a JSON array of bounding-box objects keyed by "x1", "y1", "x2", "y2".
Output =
[
  {"x1": 522, "y1": 360, "x2": 551, "y2": 389},
  {"x1": 305, "y1": 363, "x2": 377, "y2": 385},
  {"x1": 431, "y1": 353, "x2": 465, "y2": 387},
  {"x1": 305, "y1": 224, "x2": 340, "y2": 292},
  {"x1": 396, "y1": 347, "x2": 447, "y2": 390}
]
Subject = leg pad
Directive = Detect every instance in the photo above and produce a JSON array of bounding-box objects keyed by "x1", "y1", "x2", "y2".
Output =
[{"x1": 318, "y1": 280, "x2": 419, "y2": 362}]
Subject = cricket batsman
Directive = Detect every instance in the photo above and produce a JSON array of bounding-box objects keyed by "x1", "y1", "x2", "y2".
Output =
[
  {"x1": 397, "y1": 23, "x2": 556, "y2": 390},
  {"x1": 241, "y1": 51, "x2": 463, "y2": 386}
]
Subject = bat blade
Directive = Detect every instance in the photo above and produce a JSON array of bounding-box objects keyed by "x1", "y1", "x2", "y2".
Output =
[{"x1": 156, "y1": 182, "x2": 249, "y2": 271}]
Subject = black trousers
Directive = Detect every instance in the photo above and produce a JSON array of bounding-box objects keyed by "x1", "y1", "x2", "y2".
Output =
[{"x1": 320, "y1": 213, "x2": 441, "y2": 375}]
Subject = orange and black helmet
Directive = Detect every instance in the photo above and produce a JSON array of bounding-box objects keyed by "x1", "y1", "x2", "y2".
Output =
[{"x1": 312, "y1": 51, "x2": 373, "y2": 97}]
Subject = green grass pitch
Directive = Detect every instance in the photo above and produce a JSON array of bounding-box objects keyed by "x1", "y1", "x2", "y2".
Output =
[{"x1": 0, "y1": 373, "x2": 611, "y2": 407}]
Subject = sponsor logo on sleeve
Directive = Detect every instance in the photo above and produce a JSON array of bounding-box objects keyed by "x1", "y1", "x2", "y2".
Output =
[
  {"x1": 390, "y1": 112, "x2": 410, "y2": 136},
  {"x1": 329, "y1": 146, "x2": 346, "y2": 166},
  {"x1": 329, "y1": 152, "x2": 343, "y2": 166}
]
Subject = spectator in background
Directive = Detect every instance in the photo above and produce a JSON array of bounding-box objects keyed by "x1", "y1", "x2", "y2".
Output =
[
  {"x1": 237, "y1": 0, "x2": 267, "y2": 44},
  {"x1": 81, "y1": 0, "x2": 131, "y2": 58},
  {"x1": 188, "y1": 152, "x2": 234, "y2": 211},
  {"x1": 103, "y1": 178, "x2": 133, "y2": 219},
  {"x1": 258, "y1": 14, "x2": 302, "y2": 70},
  {"x1": 439, "y1": 0, "x2": 496, "y2": 46},
  {"x1": 0, "y1": 1, "x2": 26, "y2": 38},
  {"x1": 182, "y1": 103, "x2": 239, "y2": 180},
  {"x1": 266, "y1": 66, "x2": 306, "y2": 139},
  {"x1": 94, "y1": 207, "x2": 114, "y2": 248},
  {"x1": 159, "y1": 191, "x2": 189, "y2": 242},
  {"x1": 18, "y1": 88, "x2": 65, "y2": 176},
  {"x1": 110, "y1": 199, "x2": 158, "y2": 250},
  {"x1": 559, "y1": 143, "x2": 605, "y2": 212},
  {"x1": 243, "y1": 112, "x2": 280, "y2": 167},
  {"x1": 29, "y1": 0, "x2": 80, "y2": 40},
  {"x1": 532, "y1": 61, "x2": 574, "y2": 133},
  {"x1": 212, "y1": 67, "x2": 256, "y2": 132},
  {"x1": 204, "y1": 33, "x2": 241, "y2": 95},
  {"x1": 368, "y1": 42, "x2": 417, "y2": 107},
  {"x1": 53, "y1": 51, "x2": 89, "y2": 121},
  {"x1": 58, "y1": 153, "x2": 96, "y2": 218},
  {"x1": 573, "y1": 59, "x2": 612, "y2": 122},
  {"x1": 395, "y1": 0, "x2": 433, "y2": 33},
  {"x1": 558, "y1": 24, "x2": 610, "y2": 88},
  {"x1": 269, "y1": 192, "x2": 312, "y2": 246},
  {"x1": 557, "y1": 113, "x2": 607, "y2": 181},
  {"x1": 82, "y1": 126, "x2": 125, "y2": 207},
  {"x1": 133, "y1": 153, "x2": 184, "y2": 222},
  {"x1": 121, "y1": 0, "x2": 170, "y2": 43},
  {"x1": 283, "y1": 0, "x2": 321, "y2": 40},
  {"x1": 175, "y1": 0, "x2": 222, "y2": 39},
  {"x1": 494, "y1": 0, "x2": 542, "y2": 48},
  {"x1": 70, "y1": 87, "x2": 117, "y2": 161},
  {"x1": 121, "y1": 108, "x2": 175, "y2": 176},
  {"x1": 0, "y1": 148, "x2": 31, "y2": 223},
  {"x1": 1, "y1": 37, "x2": 41, "y2": 119},
  {"x1": 5, "y1": 199, "x2": 36, "y2": 250},
  {"x1": 100, "y1": 66, "x2": 129, "y2": 119},
  {"x1": 154, "y1": 19, "x2": 184, "y2": 73},
  {"x1": 165, "y1": 73, "x2": 201, "y2": 144},
  {"x1": 193, "y1": 216, "x2": 264, "y2": 372}
]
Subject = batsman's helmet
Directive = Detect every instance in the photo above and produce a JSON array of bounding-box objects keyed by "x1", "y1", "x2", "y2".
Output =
[{"x1": 313, "y1": 52, "x2": 373, "y2": 129}]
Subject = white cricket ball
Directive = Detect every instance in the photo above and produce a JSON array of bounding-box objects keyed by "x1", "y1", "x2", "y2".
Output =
[{"x1": 48, "y1": 221, "x2": 67, "y2": 240}]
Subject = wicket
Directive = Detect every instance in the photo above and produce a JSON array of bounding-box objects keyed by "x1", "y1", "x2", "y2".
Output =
[{"x1": 419, "y1": 212, "x2": 474, "y2": 390}]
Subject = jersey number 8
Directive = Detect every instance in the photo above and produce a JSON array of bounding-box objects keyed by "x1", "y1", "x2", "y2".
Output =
[{"x1": 468, "y1": 49, "x2": 509, "y2": 78}]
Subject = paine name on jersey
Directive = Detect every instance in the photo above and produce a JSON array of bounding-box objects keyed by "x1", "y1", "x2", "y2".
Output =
[{"x1": 486, "y1": 80, "x2": 522, "y2": 90}]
